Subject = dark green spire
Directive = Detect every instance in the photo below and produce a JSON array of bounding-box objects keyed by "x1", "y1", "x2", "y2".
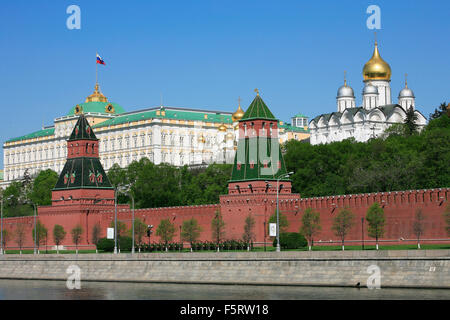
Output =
[
  {"x1": 241, "y1": 94, "x2": 276, "y2": 121},
  {"x1": 68, "y1": 114, "x2": 98, "y2": 141},
  {"x1": 53, "y1": 115, "x2": 113, "y2": 190}
]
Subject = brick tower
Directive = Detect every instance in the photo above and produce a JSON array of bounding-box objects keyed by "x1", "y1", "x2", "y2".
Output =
[
  {"x1": 220, "y1": 90, "x2": 301, "y2": 244},
  {"x1": 51, "y1": 114, "x2": 115, "y2": 205},
  {"x1": 38, "y1": 114, "x2": 118, "y2": 247}
]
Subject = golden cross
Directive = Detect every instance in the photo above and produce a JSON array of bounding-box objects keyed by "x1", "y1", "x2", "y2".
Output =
[
  {"x1": 374, "y1": 31, "x2": 377, "y2": 45},
  {"x1": 344, "y1": 70, "x2": 347, "y2": 86},
  {"x1": 238, "y1": 96, "x2": 241, "y2": 106},
  {"x1": 254, "y1": 88, "x2": 259, "y2": 96},
  {"x1": 405, "y1": 73, "x2": 408, "y2": 87}
]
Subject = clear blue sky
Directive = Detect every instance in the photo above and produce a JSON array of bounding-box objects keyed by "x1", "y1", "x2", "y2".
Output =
[{"x1": 1, "y1": 0, "x2": 449, "y2": 167}]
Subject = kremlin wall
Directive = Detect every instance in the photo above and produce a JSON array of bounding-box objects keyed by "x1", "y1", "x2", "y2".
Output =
[{"x1": 1, "y1": 93, "x2": 449, "y2": 251}]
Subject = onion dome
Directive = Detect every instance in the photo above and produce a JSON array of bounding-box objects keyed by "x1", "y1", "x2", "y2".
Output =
[
  {"x1": 85, "y1": 83, "x2": 108, "y2": 103},
  {"x1": 232, "y1": 97, "x2": 245, "y2": 122},
  {"x1": 363, "y1": 41, "x2": 392, "y2": 81},
  {"x1": 337, "y1": 81, "x2": 355, "y2": 98},
  {"x1": 218, "y1": 123, "x2": 227, "y2": 132},
  {"x1": 363, "y1": 82, "x2": 379, "y2": 95},
  {"x1": 398, "y1": 75, "x2": 415, "y2": 98}
]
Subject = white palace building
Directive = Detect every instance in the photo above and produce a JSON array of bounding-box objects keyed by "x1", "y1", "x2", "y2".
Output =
[
  {"x1": 2, "y1": 84, "x2": 310, "y2": 185},
  {"x1": 309, "y1": 40, "x2": 427, "y2": 145}
]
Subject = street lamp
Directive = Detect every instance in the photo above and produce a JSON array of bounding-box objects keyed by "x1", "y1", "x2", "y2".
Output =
[
  {"x1": 361, "y1": 217, "x2": 365, "y2": 250},
  {"x1": 26, "y1": 200, "x2": 38, "y2": 255},
  {"x1": 114, "y1": 186, "x2": 118, "y2": 254},
  {"x1": 117, "y1": 184, "x2": 135, "y2": 254},
  {"x1": 1, "y1": 195, "x2": 13, "y2": 255},
  {"x1": 276, "y1": 171, "x2": 293, "y2": 252}
]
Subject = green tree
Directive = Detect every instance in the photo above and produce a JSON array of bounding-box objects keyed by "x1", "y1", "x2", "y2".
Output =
[
  {"x1": 3, "y1": 181, "x2": 33, "y2": 217},
  {"x1": 429, "y1": 102, "x2": 448, "y2": 120},
  {"x1": 156, "y1": 219, "x2": 176, "y2": 250},
  {"x1": 412, "y1": 208, "x2": 426, "y2": 249},
  {"x1": 332, "y1": 208, "x2": 355, "y2": 251},
  {"x1": 109, "y1": 220, "x2": 127, "y2": 237},
  {"x1": 211, "y1": 209, "x2": 226, "y2": 251},
  {"x1": 404, "y1": 106, "x2": 419, "y2": 135},
  {"x1": 14, "y1": 223, "x2": 26, "y2": 254},
  {"x1": 131, "y1": 218, "x2": 147, "y2": 251},
  {"x1": 92, "y1": 223, "x2": 101, "y2": 253},
  {"x1": 366, "y1": 202, "x2": 385, "y2": 250},
  {"x1": 242, "y1": 214, "x2": 256, "y2": 250},
  {"x1": 1, "y1": 229, "x2": 10, "y2": 252},
  {"x1": 71, "y1": 224, "x2": 83, "y2": 254},
  {"x1": 52, "y1": 224, "x2": 66, "y2": 254},
  {"x1": 32, "y1": 220, "x2": 48, "y2": 252},
  {"x1": 181, "y1": 218, "x2": 203, "y2": 251},
  {"x1": 109, "y1": 220, "x2": 127, "y2": 252},
  {"x1": 300, "y1": 208, "x2": 321, "y2": 251},
  {"x1": 268, "y1": 210, "x2": 289, "y2": 234},
  {"x1": 30, "y1": 169, "x2": 58, "y2": 206}
]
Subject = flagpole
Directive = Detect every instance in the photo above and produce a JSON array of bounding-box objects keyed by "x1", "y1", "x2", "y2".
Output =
[{"x1": 96, "y1": 59, "x2": 98, "y2": 84}]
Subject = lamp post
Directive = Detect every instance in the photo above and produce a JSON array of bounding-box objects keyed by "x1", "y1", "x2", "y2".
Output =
[
  {"x1": 361, "y1": 217, "x2": 365, "y2": 250},
  {"x1": 276, "y1": 171, "x2": 293, "y2": 252},
  {"x1": 131, "y1": 194, "x2": 135, "y2": 254},
  {"x1": 1, "y1": 195, "x2": 13, "y2": 255},
  {"x1": 114, "y1": 187, "x2": 118, "y2": 254},
  {"x1": 31, "y1": 202, "x2": 37, "y2": 255},
  {"x1": 117, "y1": 184, "x2": 134, "y2": 254}
]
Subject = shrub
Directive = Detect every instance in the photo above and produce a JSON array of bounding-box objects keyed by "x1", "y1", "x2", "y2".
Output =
[
  {"x1": 96, "y1": 238, "x2": 115, "y2": 252},
  {"x1": 273, "y1": 232, "x2": 307, "y2": 249},
  {"x1": 119, "y1": 236, "x2": 132, "y2": 252}
]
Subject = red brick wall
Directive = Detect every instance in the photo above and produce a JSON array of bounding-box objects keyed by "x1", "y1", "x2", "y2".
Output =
[{"x1": 1, "y1": 188, "x2": 448, "y2": 250}]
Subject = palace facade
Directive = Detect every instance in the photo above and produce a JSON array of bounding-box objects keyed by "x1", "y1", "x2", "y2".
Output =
[{"x1": 2, "y1": 84, "x2": 309, "y2": 185}]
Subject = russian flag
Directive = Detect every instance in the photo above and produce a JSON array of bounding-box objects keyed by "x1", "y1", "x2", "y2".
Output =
[{"x1": 96, "y1": 53, "x2": 106, "y2": 65}]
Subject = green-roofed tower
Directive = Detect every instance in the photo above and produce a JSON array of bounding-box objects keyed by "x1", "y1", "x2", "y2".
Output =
[
  {"x1": 227, "y1": 90, "x2": 292, "y2": 194},
  {"x1": 52, "y1": 114, "x2": 115, "y2": 205}
]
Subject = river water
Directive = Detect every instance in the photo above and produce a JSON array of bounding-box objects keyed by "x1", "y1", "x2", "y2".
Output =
[{"x1": 0, "y1": 279, "x2": 449, "y2": 300}]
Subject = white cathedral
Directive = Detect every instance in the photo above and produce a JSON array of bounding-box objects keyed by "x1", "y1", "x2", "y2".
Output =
[{"x1": 309, "y1": 40, "x2": 427, "y2": 145}]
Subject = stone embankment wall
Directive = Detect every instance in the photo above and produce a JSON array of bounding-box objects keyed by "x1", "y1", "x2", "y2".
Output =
[{"x1": 0, "y1": 250, "x2": 449, "y2": 289}]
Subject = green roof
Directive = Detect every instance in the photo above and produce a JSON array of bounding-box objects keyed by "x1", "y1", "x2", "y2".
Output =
[
  {"x1": 93, "y1": 107, "x2": 233, "y2": 128},
  {"x1": 230, "y1": 136, "x2": 288, "y2": 182},
  {"x1": 280, "y1": 123, "x2": 310, "y2": 133},
  {"x1": 241, "y1": 95, "x2": 276, "y2": 121},
  {"x1": 69, "y1": 114, "x2": 98, "y2": 141},
  {"x1": 293, "y1": 113, "x2": 308, "y2": 118},
  {"x1": 53, "y1": 157, "x2": 113, "y2": 190},
  {"x1": 54, "y1": 114, "x2": 112, "y2": 190},
  {"x1": 67, "y1": 101, "x2": 126, "y2": 116},
  {"x1": 6, "y1": 127, "x2": 55, "y2": 143}
]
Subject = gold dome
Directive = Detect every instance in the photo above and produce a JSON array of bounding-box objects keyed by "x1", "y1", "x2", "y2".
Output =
[
  {"x1": 85, "y1": 83, "x2": 108, "y2": 103},
  {"x1": 218, "y1": 123, "x2": 227, "y2": 132},
  {"x1": 363, "y1": 42, "x2": 391, "y2": 81},
  {"x1": 226, "y1": 132, "x2": 234, "y2": 140},
  {"x1": 232, "y1": 97, "x2": 245, "y2": 122}
]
